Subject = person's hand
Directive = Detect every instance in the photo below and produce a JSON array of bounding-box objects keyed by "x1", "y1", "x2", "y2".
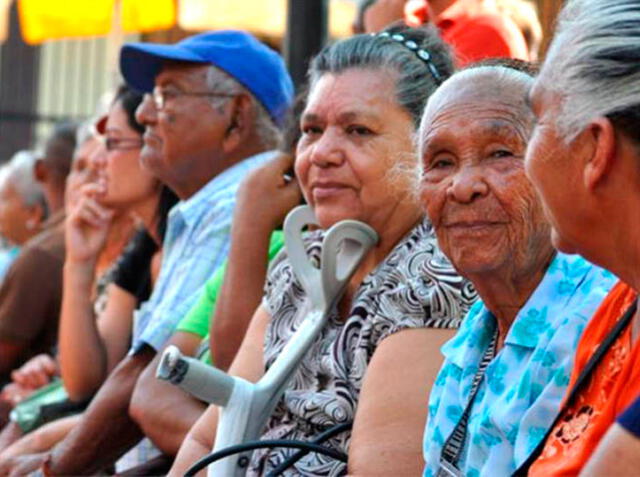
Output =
[
  {"x1": 235, "y1": 153, "x2": 302, "y2": 232},
  {"x1": 65, "y1": 182, "x2": 114, "y2": 265},
  {"x1": 11, "y1": 354, "x2": 57, "y2": 390},
  {"x1": 0, "y1": 451, "x2": 47, "y2": 477},
  {"x1": 0, "y1": 382, "x2": 33, "y2": 406}
]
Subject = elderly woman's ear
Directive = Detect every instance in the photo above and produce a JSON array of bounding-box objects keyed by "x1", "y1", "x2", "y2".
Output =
[{"x1": 582, "y1": 117, "x2": 621, "y2": 191}]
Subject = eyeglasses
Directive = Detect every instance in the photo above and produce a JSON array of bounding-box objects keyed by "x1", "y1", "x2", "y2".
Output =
[
  {"x1": 148, "y1": 86, "x2": 236, "y2": 110},
  {"x1": 103, "y1": 137, "x2": 144, "y2": 151}
]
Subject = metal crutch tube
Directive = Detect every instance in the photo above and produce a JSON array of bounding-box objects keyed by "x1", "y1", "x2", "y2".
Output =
[{"x1": 157, "y1": 205, "x2": 378, "y2": 476}]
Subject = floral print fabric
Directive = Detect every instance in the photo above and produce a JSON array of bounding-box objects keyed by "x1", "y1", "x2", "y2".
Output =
[{"x1": 423, "y1": 253, "x2": 616, "y2": 477}]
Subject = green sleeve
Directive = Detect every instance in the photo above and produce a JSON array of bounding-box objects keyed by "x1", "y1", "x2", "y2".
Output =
[{"x1": 175, "y1": 263, "x2": 226, "y2": 337}]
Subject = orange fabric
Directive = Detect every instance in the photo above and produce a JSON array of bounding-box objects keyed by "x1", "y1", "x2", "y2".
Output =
[{"x1": 530, "y1": 281, "x2": 640, "y2": 476}]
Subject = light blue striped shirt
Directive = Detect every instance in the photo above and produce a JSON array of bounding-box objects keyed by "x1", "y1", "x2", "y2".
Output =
[{"x1": 130, "y1": 150, "x2": 274, "y2": 353}]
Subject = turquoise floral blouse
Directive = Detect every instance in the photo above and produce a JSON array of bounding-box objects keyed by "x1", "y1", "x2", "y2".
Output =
[{"x1": 423, "y1": 253, "x2": 616, "y2": 477}]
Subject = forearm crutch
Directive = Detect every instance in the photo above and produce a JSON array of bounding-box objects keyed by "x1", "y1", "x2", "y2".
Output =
[{"x1": 156, "y1": 205, "x2": 378, "y2": 476}]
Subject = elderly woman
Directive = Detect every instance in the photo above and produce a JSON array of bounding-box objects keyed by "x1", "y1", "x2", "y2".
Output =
[
  {"x1": 521, "y1": 0, "x2": 640, "y2": 475},
  {"x1": 0, "y1": 151, "x2": 46, "y2": 278},
  {"x1": 171, "y1": 26, "x2": 477, "y2": 476},
  {"x1": 419, "y1": 64, "x2": 616, "y2": 476}
]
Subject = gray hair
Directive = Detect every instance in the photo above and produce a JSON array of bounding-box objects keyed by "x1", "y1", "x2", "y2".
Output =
[
  {"x1": 539, "y1": 0, "x2": 640, "y2": 142},
  {"x1": 419, "y1": 65, "x2": 534, "y2": 146},
  {"x1": 309, "y1": 25, "x2": 455, "y2": 128},
  {"x1": 205, "y1": 65, "x2": 281, "y2": 149},
  {"x1": 3, "y1": 150, "x2": 45, "y2": 208}
]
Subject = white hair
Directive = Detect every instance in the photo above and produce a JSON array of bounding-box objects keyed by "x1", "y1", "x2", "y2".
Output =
[
  {"x1": 539, "y1": 0, "x2": 640, "y2": 141},
  {"x1": 205, "y1": 65, "x2": 281, "y2": 149},
  {"x1": 3, "y1": 150, "x2": 45, "y2": 208},
  {"x1": 419, "y1": 65, "x2": 534, "y2": 155}
]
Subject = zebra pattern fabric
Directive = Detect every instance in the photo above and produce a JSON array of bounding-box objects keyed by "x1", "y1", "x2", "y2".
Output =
[{"x1": 248, "y1": 218, "x2": 477, "y2": 476}]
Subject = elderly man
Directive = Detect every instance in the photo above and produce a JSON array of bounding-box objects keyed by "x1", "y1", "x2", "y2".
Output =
[
  {"x1": 0, "y1": 30, "x2": 293, "y2": 475},
  {"x1": 0, "y1": 123, "x2": 75, "y2": 385}
]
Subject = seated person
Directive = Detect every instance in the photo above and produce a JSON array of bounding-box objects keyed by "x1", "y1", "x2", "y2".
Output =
[
  {"x1": 59, "y1": 85, "x2": 176, "y2": 402},
  {"x1": 122, "y1": 153, "x2": 297, "y2": 474},
  {"x1": 0, "y1": 151, "x2": 46, "y2": 280},
  {"x1": 0, "y1": 123, "x2": 75, "y2": 384},
  {"x1": 171, "y1": 25, "x2": 477, "y2": 476},
  {"x1": 522, "y1": 0, "x2": 640, "y2": 474},
  {"x1": 120, "y1": 94, "x2": 306, "y2": 476},
  {"x1": 419, "y1": 64, "x2": 616, "y2": 475}
]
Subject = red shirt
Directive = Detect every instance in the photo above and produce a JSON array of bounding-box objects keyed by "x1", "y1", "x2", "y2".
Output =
[{"x1": 406, "y1": 0, "x2": 528, "y2": 67}]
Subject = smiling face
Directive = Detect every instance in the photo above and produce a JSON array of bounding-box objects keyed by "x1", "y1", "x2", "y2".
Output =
[
  {"x1": 295, "y1": 68, "x2": 417, "y2": 230},
  {"x1": 419, "y1": 72, "x2": 551, "y2": 279}
]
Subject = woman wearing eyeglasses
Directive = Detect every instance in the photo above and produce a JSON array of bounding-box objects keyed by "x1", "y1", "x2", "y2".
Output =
[{"x1": 58, "y1": 85, "x2": 177, "y2": 403}]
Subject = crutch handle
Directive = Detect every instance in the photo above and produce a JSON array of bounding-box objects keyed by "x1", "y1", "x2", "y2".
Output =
[{"x1": 156, "y1": 345, "x2": 235, "y2": 406}]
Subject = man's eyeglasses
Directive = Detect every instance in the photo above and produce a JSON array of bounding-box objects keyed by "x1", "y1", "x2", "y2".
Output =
[
  {"x1": 103, "y1": 137, "x2": 144, "y2": 151},
  {"x1": 148, "y1": 87, "x2": 236, "y2": 110}
]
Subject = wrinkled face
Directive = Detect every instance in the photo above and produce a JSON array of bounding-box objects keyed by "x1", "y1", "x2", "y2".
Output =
[
  {"x1": 295, "y1": 69, "x2": 416, "y2": 230},
  {"x1": 524, "y1": 79, "x2": 587, "y2": 255},
  {"x1": 135, "y1": 63, "x2": 228, "y2": 194},
  {"x1": 92, "y1": 101, "x2": 158, "y2": 209},
  {"x1": 66, "y1": 136, "x2": 100, "y2": 209},
  {"x1": 420, "y1": 84, "x2": 550, "y2": 278},
  {"x1": 0, "y1": 180, "x2": 39, "y2": 245}
]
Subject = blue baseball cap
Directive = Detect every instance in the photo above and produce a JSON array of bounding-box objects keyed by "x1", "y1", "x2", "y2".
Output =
[{"x1": 120, "y1": 30, "x2": 294, "y2": 126}]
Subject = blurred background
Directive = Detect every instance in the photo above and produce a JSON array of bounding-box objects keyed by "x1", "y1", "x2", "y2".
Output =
[{"x1": 0, "y1": 0, "x2": 563, "y2": 161}]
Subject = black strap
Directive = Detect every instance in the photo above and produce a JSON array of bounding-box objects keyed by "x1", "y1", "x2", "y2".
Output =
[
  {"x1": 437, "y1": 327, "x2": 499, "y2": 476},
  {"x1": 513, "y1": 298, "x2": 638, "y2": 476}
]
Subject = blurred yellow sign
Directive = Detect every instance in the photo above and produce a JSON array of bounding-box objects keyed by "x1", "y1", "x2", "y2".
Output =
[
  {"x1": 18, "y1": 0, "x2": 175, "y2": 44},
  {"x1": 15, "y1": 0, "x2": 354, "y2": 44},
  {"x1": 121, "y1": 0, "x2": 175, "y2": 33}
]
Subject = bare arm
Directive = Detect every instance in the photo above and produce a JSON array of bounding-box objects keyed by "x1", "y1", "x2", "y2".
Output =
[
  {"x1": 129, "y1": 331, "x2": 206, "y2": 456},
  {"x1": 170, "y1": 305, "x2": 271, "y2": 476},
  {"x1": 58, "y1": 184, "x2": 124, "y2": 401},
  {"x1": 348, "y1": 328, "x2": 455, "y2": 475},
  {"x1": 581, "y1": 423, "x2": 640, "y2": 476},
  {"x1": 210, "y1": 154, "x2": 299, "y2": 370},
  {"x1": 45, "y1": 348, "x2": 154, "y2": 475}
]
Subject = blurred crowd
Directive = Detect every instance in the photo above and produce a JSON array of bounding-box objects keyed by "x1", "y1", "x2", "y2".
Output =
[{"x1": 0, "y1": 0, "x2": 638, "y2": 475}]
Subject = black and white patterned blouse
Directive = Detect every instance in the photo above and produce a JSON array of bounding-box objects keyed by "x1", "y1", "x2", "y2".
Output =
[{"x1": 249, "y1": 219, "x2": 477, "y2": 476}]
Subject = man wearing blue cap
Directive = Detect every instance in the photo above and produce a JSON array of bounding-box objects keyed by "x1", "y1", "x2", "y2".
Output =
[{"x1": 1, "y1": 31, "x2": 293, "y2": 476}]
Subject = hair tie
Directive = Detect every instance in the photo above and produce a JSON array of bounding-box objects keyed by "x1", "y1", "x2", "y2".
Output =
[{"x1": 375, "y1": 31, "x2": 442, "y2": 84}]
